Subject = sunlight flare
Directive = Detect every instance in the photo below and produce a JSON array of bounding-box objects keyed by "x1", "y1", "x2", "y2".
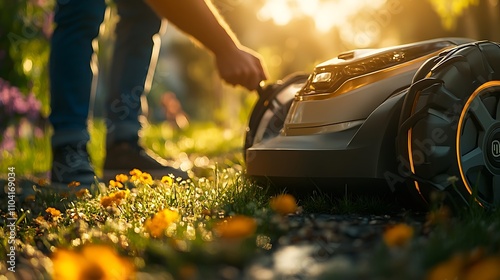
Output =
[{"x1": 258, "y1": 0, "x2": 387, "y2": 33}]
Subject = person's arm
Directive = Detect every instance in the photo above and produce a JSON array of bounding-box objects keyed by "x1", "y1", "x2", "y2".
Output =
[{"x1": 145, "y1": 0, "x2": 267, "y2": 90}]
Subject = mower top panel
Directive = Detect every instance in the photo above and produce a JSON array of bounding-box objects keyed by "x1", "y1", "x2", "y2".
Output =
[
  {"x1": 299, "y1": 38, "x2": 473, "y2": 97},
  {"x1": 284, "y1": 38, "x2": 475, "y2": 136}
]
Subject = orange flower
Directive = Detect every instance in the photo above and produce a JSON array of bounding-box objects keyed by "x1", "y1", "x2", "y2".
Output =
[
  {"x1": 45, "y1": 207, "x2": 61, "y2": 218},
  {"x1": 383, "y1": 223, "x2": 414, "y2": 247},
  {"x1": 51, "y1": 244, "x2": 135, "y2": 280},
  {"x1": 464, "y1": 256, "x2": 500, "y2": 280},
  {"x1": 144, "y1": 209, "x2": 180, "y2": 238},
  {"x1": 37, "y1": 178, "x2": 50, "y2": 186},
  {"x1": 113, "y1": 190, "x2": 129, "y2": 200},
  {"x1": 270, "y1": 194, "x2": 297, "y2": 215},
  {"x1": 161, "y1": 175, "x2": 173, "y2": 186},
  {"x1": 215, "y1": 215, "x2": 257, "y2": 239},
  {"x1": 51, "y1": 248, "x2": 87, "y2": 280},
  {"x1": 67, "y1": 181, "x2": 81, "y2": 188},
  {"x1": 100, "y1": 190, "x2": 129, "y2": 207},
  {"x1": 100, "y1": 196, "x2": 115, "y2": 208},
  {"x1": 178, "y1": 264, "x2": 198, "y2": 280},
  {"x1": 34, "y1": 216, "x2": 48, "y2": 226},
  {"x1": 75, "y1": 189, "x2": 90, "y2": 198},
  {"x1": 60, "y1": 192, "x2": 70, "y2": 198},
  {"x1": 425, "y1": 206, "x2": 452, "y2": 227},
  {"x1": 426, "y1": 254, "x2": 465, "y2": 280}
]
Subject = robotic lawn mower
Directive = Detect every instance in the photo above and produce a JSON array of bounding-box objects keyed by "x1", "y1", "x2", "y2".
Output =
[{"x1": 245, "y1": 38, "x2": 500, "y2": 209}]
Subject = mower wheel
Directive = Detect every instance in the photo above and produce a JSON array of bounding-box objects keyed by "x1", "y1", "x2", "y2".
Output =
[{"x1": 398, "y1": 41, "x2": 500, "y2": 209}]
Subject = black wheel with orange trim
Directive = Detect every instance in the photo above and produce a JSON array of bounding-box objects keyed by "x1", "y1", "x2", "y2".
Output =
[{"x1": 398, "y1": 41, "x2": 500, "y2": 209}]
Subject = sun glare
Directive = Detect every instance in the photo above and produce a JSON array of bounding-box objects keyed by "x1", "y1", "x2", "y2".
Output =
[
  {"x1": 257, "y1": 0, "x2": 392, "y2": 47},
  {"x1": 258, "y1": 0, "x2": 387, "y2": 33}
]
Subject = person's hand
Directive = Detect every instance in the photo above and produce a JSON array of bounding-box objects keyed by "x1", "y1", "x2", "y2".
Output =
[{"x1": 215, "y1": 45, "x2": 268, "y2": 91}]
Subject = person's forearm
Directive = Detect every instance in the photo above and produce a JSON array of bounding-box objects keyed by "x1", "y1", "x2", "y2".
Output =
[{"x1": 145, "y1": 0, "x2": 240, "y2": 55}]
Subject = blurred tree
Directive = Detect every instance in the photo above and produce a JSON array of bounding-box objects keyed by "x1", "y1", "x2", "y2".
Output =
[
  {"x1": 457, "y1": 0, "x2": 500, "y2": 41},
  {"x1": 0, "y1": 1, "x2": 28, "y2": 89},
  {"x1": 0, "y1": 0, "x2": 52, "y2": 116},
  {"x1": 428, "y1": 0, "x2": 479, "y2": 30}
]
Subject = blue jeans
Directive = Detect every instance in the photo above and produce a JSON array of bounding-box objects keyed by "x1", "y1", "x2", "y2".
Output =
[{"x1": 49, "y1": 0, "x2": 161, "y2": 148}]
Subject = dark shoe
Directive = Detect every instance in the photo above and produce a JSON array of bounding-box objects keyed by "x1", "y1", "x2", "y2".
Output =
[
  {"x1": 103, "y1": 142, "x2": 189, "y2": 182},
  {"x1": 51, "y1": 143, "x2": 97, "y2": 188}
]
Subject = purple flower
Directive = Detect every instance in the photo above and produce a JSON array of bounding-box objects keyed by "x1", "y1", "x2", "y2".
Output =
[
  {"x1": 0, "y1": 80, "x2": 11, "y2": 106},
  {"x1": 12, "y1": 95, "x2": 29, "y2": 115},
  {"x1": 0, "y1": 78, "x2": 41, "y2": 118},
  {"x1": 26, "y1": 93, "x2": 41, "y2": 120}
]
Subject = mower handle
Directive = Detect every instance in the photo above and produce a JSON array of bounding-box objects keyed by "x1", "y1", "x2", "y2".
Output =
[{"x1": 256, "y1": 81, "x2": 273, "y2": 98}]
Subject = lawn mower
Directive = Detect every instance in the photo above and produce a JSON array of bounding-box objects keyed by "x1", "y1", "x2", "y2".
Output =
[{"x1": 244, "y1": 38, "x2": 500, "y2": 209}]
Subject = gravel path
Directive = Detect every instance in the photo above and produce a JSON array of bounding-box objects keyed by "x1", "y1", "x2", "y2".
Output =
[{"x1": 241, "y1": 212, "x2": 424, "y2": 280}]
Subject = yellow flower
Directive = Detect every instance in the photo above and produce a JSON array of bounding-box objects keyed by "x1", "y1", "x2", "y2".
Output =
[
  {"x1": 426, "y1": 254, "x2": 465, "y2": 280},
  {"x1": 129, "y1": 168, "x2": 143, "y2": 176},
  {"x1": 161, "y1": 175, "x2": 173, "y2": 186},
  {"x1": 178, "y1": 264, "x2": 198, "y2": 280},
  {"x1": 129, "y1": 169, "x2": 153, "y2": 184},
  {"x1": 81, "y1": 245, "x2": 135, "y2": 280},
  {"x1": 100, "y1": 196, "x2": 115, "y2": 208},
  {"x1": 51, "y1": 248, "x2": 87, "y2": 280},
  {"x1": 464, "y1": 256, "x2": 500, "y2": 280},
  {"x1": 109, "y1": 179, "x2": 124, "y2": 189},
  {"x1": 34, "y1": 216, "x2": 48, "y2": 226},
  {"x1": 115, "y1": 173, "x2": 129, "y2": 183},
  {"x1": 129, "y1": 168, "x2": 143, "y2": 181},
  {"x1": 144, "y1": 209, "x2": 180, "y2": 238},
  {"x1": 215, "y1": 215, "x2": 257, "y2": 239},
  {"x1": 75, "y1": 189, "x2": 91, "y2": 198},
  {"x1": 113, "y1": 190, "x2": 129, "y2": 200},
  {"x1": 51, "y1": 244, "x2": 135, "y2": 280},
  {"x1": 139, "y1": 172, "x2": 153, "y2": 185},
  {"x1": 383, "y1": 223, "x2": 414, "y2": 247},
  {"x1": 100, "y1": 190, "x2": 129, "y2": 207},
  {"x1": 60, "y1": 192, "x2": 70, "y2": 198},
  {"x1": 67, "y1": 181, "x2": 81, "y2": 188},
  {"x1": 425, "y1": 206, "x2": 451, "y2": 227},
  {"x1": 45, "y1": 207, "x2": 61, "y2": 218},
  {"x1": 270, "y1": 194, "x2": 297, "y2": 215},
  {"x1": 37, "y1": 178, "x2": 50, "y2": 186}
]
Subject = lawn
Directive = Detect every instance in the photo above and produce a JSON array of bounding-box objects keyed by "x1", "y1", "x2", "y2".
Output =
[{"x1": 1, "y1": 120, "x2": 500, "y2": 280}]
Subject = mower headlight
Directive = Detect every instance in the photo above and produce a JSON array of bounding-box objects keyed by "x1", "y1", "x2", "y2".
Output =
[{"x1": 312, "y1": 72, "x2": 332, "y2": 84}]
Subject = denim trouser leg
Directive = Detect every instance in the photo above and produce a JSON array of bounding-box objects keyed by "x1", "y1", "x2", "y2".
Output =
[
  {"x1": 106, "y1": 0, "x2": 162, "y2": 145},
  {"x1": 49, "y1": 0, "x2": 106, "y2": 148}
]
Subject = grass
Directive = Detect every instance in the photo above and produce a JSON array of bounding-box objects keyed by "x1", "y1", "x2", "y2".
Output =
[
  {"x1": 0, "y1": 126, "x2": 51, "y2": 176},
  {"x1": 2, "y1": 120, "x2": 500, "y2": 279}
]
